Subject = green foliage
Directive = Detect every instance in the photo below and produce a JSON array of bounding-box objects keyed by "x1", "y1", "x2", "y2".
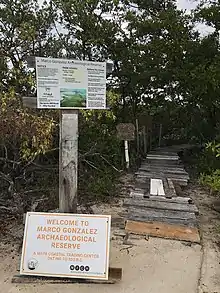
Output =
[
  {"x1": 199, "y1": 169, "x2": 220, "y2": 192},
  {"x1": 194, "y1": 139, "x2": 220, "y2": 193},
  {"x1": 0, "y1": 88, "x2": 56, "y2": 161},
  {"x1": 206, "y1": 141, "x2": 220, "y2": 158}
]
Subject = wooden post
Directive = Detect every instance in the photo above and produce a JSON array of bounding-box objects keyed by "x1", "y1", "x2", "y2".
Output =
[
  {"x1": 135, "y1": 119, "x2": 140, "y2": 154},
  {"x1": 149, "y1": 129, "x2": 152, "y2": 151},
  {"x1": 146, "y1": 126, "x2": 149, "y2": 153},
  {"x1": 59, "y1": 110, "x2": 78, "y2": 213},
  {"x1": 159, "y1": 124, "x2": 162, "y2": 148},
  {"x1": 124, "y1": 140, "x2": 130, "y2": 169},
  {"x1": 143, "y1": 126, "x2": 147, "y2": 154}
]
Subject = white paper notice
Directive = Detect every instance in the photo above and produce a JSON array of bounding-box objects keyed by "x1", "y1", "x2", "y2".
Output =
[
  {"x1": 36, "y1": 57, "x2": 107, "y2": 109},
  {"x1": 20, "y1": 212, "x2": 111, "y2": 280}
]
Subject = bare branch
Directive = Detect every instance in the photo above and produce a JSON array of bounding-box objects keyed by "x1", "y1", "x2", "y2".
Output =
[
  {"x1": 0, "y1": 157, "x2": 21, "y2": 165},
  {"x1": 100, "y1": 155, "x2": 122, "y2": 172}
]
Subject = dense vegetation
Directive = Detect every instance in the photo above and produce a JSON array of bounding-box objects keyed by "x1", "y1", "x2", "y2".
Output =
[{"x1": 0, "y1": 0, "x2": 220, "y2": 215}]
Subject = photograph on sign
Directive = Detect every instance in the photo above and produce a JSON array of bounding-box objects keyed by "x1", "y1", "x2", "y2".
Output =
[
  {"x1": 20, "y1": 212, "x2": 111, "y2": 280},
  {"x1": 36, "y1": 57, "x2": 106, "y2": 109}
]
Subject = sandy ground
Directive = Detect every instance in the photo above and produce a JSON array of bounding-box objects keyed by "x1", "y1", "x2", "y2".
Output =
[
  {"x1": 188, "y1": 183, "x2": 220, "y2": 293},
  {"x1": 0, "y1": 176, "x2": 220, "y2": 293},
  {"x1": 0, "y1": 237, "x2": 201, "y2": 293}
]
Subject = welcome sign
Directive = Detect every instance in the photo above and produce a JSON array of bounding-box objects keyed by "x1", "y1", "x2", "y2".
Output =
[{"x1": 20, "y1": 212, "x2": 111, "y2": 280}]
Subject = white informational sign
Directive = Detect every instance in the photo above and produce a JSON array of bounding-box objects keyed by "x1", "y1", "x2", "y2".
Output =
[
  {"x1": 20, "y1": 212, "x2": 111, "y2": 280},
  {"x1": 35, "y1": 57, "x2": 107, "y2": 109}
]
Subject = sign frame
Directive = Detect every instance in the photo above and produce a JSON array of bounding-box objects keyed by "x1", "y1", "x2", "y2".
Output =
[{"x1": 20, "y1": 212, "x2": 111, "y2": 280}]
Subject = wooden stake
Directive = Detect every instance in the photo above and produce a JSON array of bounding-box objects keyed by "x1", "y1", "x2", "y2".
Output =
[
  {"x1": 149, "y1": 129, "x2": 152, "y2": 151},
  {"x1": 124, "y1": 140, "x2": 130, "y2": 169},
  {"x1": 59, "y1": 110, "x2": 78, "y2": 213},
  {"x1": 135, "y1": 119, "x2": 140, "y2": 154},
  {"x1": 143, "y1": 126, "x2": 147, "y2": 154},
  {"x1": 159, "y1": 124, "x2": 162, "y2": 147},
  {"x1": 146, "y1": 126, "x2": 149, "y2": 153}
]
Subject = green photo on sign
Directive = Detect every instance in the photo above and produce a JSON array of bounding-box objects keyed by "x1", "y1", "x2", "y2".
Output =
[{"x1": 60, "y1": 88, "x2": 87, "y2": 108}]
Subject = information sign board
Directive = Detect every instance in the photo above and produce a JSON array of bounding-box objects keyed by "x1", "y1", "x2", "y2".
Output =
[
  {"x1": 20, "y1": 212, "x2": 111, "y2": 280},
  {"x1": 36, "y1": 57, "x2": 106, "y2": 109}
]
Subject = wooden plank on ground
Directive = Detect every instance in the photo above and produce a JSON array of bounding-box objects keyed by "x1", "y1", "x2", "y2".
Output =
[
  {"x1": 139, "y1": 166, "x2": 188, "y2": 175},
  {"x1": 142, "y1": 160, "x2": 184, "y2": 168},
  {"x1": 127, "y1": 215, "x2": 197, "y2": 227},
  {"x1": 141, "y1": 164, "x2": 185, "y2": 171},
  {"x1": 170, "y1": 178, "x2": 188, "y2": 187},
  {"x1": 136, "y1": 172, "x2": 189, "y2": 181},
  {"x1": 167, "y1": 179, "x2": 176, "y2": 195},
  {"x1": 150, "y1": 179, "x2": 165, "y2": 196},
  {"x1": 136, "y1": 174, "x2": 188, "y2": 186},
  {"x1": 130, "y1": 191, "x2": 144, "y2": 199},
  {"x1": 125, "y1": 220, "x2": 200, "y2": 243},
  {"x1": 162, "y1": 178, "x2": 174, "y2": 198},
  {"x1": 123, "y1": 198, "x2": 199, "y2": 214},
  {"x1": 127, "y1": 207, "x2": 197, "y2": 227},
  {"x1": 146, "y1": 155, "x2": 179, "y2": 160},
  {"x1": 148, "y1": 151, "x2": 178, "y2": 156},
  {"x1": 136, "y1": 173, "x2": 166, "y2": 179},
  {"x1": 143, "y1": 195, "x2": 193, "y2": 204},
  {"x1": 144, "y1": 160, "x2": 181, "y2": 166},
  {"x1": 135, "y1": 178, "x2": 150, "y2": 192}
]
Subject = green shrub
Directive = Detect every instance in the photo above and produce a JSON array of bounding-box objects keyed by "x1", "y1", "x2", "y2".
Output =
[{"x1": 199, "y1": 169, "x2": 220, "y2": 192}]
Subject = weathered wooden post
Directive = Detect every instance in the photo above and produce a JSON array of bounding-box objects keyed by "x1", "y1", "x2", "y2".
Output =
[
  {"x1": 138, "y1": 114, "x2": 152, "y2": 155},
  {"x1": 59, "y1": 110, "x2": 78, "y2": 213},
  {"x1": 158, "y1": 123, "x2": 162, "y2": 148},
  {"x1": 143, "y1": 126, "x2": 147, "y2": 154},
  {"x1": 135, "y1": 119, "x2": 140, "y2": 154}
]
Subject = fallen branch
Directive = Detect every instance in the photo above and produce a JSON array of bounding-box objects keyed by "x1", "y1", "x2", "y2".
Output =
[
  {"x1": 100, "y1": 155, "x2": 122, "y2": 172},
  {"x1": 22, "y1": 188, "x2": 55, "y2": 194},
  {"x1": 79, "y1": 143, "x2": 98, "y2": 158},
  {"x1": 83, "y1": 159, "x2": 99, "y2": 170}
]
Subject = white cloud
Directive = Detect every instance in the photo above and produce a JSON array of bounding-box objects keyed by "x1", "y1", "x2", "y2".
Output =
[
  {"x1": 176, "y1": 0, "x2": 198, "y2": 11},
  {"x1": 177, "y1": 0, "x2": 215, "y2": 36}
]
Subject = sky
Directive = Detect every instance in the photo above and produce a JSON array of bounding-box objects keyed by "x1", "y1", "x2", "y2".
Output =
[
  {"x1": 177, "y1": 0, "x2": 215, "y2": 35},
  {"x1": 177, "y1": 0, "x2": 198, "y2": 10}
]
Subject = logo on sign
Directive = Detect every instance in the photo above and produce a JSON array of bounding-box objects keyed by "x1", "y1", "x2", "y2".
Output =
[
  {"x1": 27, "y1": 258, "x2": 39, "y2": 270},
  {"x1": 70, "y1": 265, "x2": 90, "y2": 272}
]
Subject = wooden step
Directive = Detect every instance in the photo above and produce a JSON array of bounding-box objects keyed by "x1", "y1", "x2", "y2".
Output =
[
  {"x1": 124, "y1": 198, "x2": 199, "y2": 214},
  {"x1": 146, "y1": 155, "x2": 179, "y2": 160},
  {"x1": 125, "y1": 220, "x2": 200, "y2": 243},
  {"x1": 139, "y1": 166, "x2": 188, "y2": 176},
  {"x1": 127, "y1": 207, "x2": 197, "y2": 227},
  {"x1": 136, "y1": 172, "x2": 190, "y2": 181}
]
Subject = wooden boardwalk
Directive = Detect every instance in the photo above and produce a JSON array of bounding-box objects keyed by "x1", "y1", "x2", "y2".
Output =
[{"x1": 124, "y1": 146, "x2": 200, "y2": 243}]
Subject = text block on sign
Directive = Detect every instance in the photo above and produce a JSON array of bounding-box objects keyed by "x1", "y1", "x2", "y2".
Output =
[{"x1": 20, "y1": 212, "x2": 111, "y2": 280}]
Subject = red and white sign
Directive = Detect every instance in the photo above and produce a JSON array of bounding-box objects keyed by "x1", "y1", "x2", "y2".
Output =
[{"x1": 20, "y1": 212, "x2": 111, "y2": 280}]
